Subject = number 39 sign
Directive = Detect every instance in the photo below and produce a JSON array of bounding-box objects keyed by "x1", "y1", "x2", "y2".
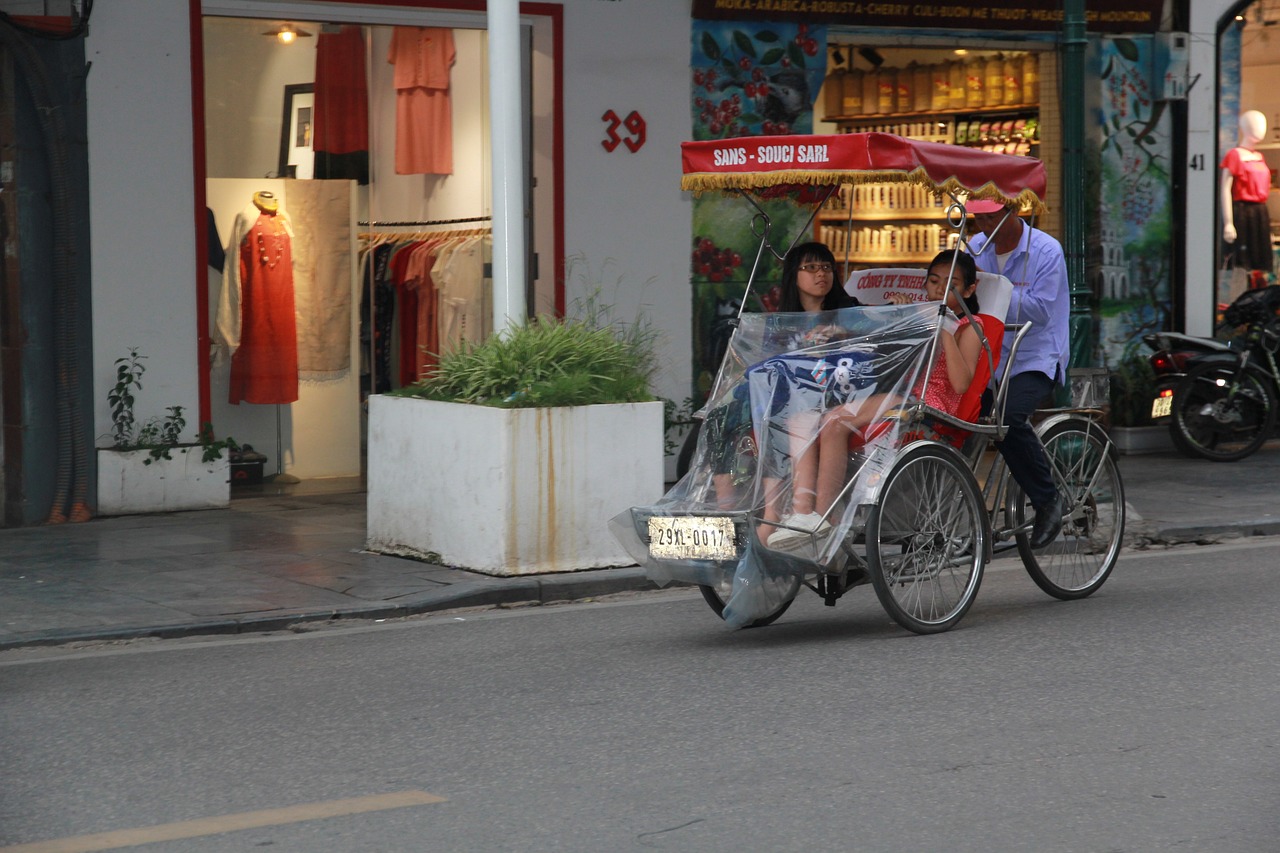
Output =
[{"x1": 602, "y1": 110, "x2": 646, "y2": 153}]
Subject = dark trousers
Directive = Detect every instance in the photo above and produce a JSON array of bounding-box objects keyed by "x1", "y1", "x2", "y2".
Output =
[{"x1": 985, "y1": 371, "x2": 1058, "y2": 509}]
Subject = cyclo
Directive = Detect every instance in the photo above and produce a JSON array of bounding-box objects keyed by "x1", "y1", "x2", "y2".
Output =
[{"x1": 611, "y1": 132, "x2": 1125, "y2": 634}]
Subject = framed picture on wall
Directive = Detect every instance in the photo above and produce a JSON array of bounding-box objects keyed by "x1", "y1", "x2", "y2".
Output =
[{"x1": 278, "y1": 83, "x2": 314, "y2": 180}]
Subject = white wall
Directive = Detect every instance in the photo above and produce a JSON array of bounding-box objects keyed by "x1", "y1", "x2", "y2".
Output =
[
  {"x1": 86, "y1": 0, "x2": 202, "y2": 443},
  {"x1": 560, "y1": 0, "x2": 693, "y2": 422}
]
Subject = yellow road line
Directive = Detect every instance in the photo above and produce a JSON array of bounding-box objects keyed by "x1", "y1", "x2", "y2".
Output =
[{"x1": 0, "y1": 790, "x2": 447, "y2": 853}]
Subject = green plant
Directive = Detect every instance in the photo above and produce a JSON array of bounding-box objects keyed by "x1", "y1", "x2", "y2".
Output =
[
  {"x1": 394, "y1": 300, "x2": 661, "y2": 409},
  {"x1": 106, "y1": 348, "x2": 236, "y2": 464},
  {"x1": 1108, "y1": 347, "x2": 1157, "y2": 428}
]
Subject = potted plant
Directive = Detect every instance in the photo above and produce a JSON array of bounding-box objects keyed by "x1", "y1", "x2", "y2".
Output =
[
  {"x1": 97, "y1": 349, "x2": 238, "y2": 515},
  {"x1": 366, "y1": 305, "x2": 666, "y2": 576},
  {"x1": 1107, "y1": 346, "x2": 1171, "y2": 455}
]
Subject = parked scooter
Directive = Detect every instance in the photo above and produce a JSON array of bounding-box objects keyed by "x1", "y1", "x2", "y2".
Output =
[{"x1": 1144, "y1": 285, "x2": 1280, "y2": 462}]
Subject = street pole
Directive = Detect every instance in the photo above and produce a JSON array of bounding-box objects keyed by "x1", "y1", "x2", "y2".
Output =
[
  {"x1": 489, "y1": 0, "x2": 527, "y2": 333},
  {"x1": 1062, "y1": 0, "x2": 1093, "y2": 369}
]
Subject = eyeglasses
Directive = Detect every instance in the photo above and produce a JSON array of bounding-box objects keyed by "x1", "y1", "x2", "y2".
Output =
[{"x1": 798, "y1": 263, "x2": 834, "y2": 274}]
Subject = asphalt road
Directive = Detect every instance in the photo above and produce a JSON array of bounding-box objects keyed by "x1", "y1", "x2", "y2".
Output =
[{"x1": 4, "y1": 541, "x2": 1280, "y2": 852}]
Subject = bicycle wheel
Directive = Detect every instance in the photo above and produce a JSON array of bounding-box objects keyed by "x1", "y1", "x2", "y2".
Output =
[
  {"x1": 1170, "y1": 361, "x2": 1277, "y2": 462},
  {"x1": 698, "y1": 569, "x2": 798, "y2": 628},
  {"x1": 1013, "y1": 418, "x2": 1124, "y2": 599},
  {"x1": 866, "y1": 443, "x2": 988, "y2": 635}
]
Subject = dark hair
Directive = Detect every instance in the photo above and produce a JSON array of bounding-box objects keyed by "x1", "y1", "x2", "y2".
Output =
[
  {"x1": 776, "y1": 242, "x2": 857, "y2": 312},
  {"x1": 928, "y1": 250, "x2": 980, "y2": 314}
]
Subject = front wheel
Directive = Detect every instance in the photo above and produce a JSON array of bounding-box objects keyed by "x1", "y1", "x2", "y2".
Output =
[
  {"x1": 1013, "y1": 418, "x2": 1124, "y2": 600},
  {"x1": 698, "y1": 570, "x2": 798, "y2": 628},
  {"x1": 1170, "y1": 361, "x2": 1277, "y2": 462},
  {"x1": 866, "y1": 443, "x2": 988, "y2": 635}
]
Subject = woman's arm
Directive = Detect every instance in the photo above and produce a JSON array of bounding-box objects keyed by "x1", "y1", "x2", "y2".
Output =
[{"x1": 940, "y1": 321, "x2": 983, "y2": 394}]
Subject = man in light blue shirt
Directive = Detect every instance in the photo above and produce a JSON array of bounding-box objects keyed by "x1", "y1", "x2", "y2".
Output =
[{"x1": 967, "y1": 199, "x2": 1069, "y2": 549}]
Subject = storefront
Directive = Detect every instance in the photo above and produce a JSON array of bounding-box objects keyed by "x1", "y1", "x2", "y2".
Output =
[
  {"x1": 687, "y1": 1, "x2": 1170, "y2": 394},
  {"x1": 197, "y1": 5, "x2": 559, "y2": 484}
]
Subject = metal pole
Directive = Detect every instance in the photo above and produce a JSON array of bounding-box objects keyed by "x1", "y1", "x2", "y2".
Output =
[
  {"x1": 1062, "y1": 0, "x2": 1092, "y2": 368},
  {"x1": 488, "y1": 0, "x2": 526, "y2": 332}
]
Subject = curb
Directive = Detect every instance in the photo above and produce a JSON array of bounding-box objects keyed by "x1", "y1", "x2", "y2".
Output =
[{"x1": 0, "y1": 568, "x2": 666, "y2": 652}]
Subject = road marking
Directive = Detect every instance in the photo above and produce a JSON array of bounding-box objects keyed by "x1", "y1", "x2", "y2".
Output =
[{"x1": 0, "y1": 791, "x2": 447, "y2": 853}]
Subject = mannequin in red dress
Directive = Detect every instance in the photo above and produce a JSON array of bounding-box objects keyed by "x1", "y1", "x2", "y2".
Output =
[
  {"x1": 228, "y1": 191, "x2": 300, "y2": 404},
  {"x1": 1221, "y1": 110, "x2": 1274, "y2": 286}
]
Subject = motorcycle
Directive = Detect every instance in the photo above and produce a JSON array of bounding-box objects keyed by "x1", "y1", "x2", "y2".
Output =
[{"x1": 1144, "y1": 285, "x2": 1280, "y2": 462}]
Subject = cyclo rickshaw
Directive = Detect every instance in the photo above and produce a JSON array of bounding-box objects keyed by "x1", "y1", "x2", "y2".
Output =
[{"x1": 610, "y1": 132, "x2": 1125, "y2": 634}]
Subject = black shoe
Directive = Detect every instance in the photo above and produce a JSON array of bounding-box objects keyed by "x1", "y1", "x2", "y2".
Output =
[{"x1": 1029, "y1": 499, "x2": 1063, "y2": 550}]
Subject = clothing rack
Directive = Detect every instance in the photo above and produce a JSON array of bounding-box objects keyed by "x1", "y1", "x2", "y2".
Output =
[{"x1": 357, "y1": 215, "x2": 491, "y2": 227}]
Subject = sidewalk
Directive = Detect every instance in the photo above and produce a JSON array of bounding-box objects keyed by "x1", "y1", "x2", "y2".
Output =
[{"x1": 2, "y1": 445, "x2": 1278, "y2": 651}]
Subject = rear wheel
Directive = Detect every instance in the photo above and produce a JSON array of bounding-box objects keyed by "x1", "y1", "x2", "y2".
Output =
[
  {"x1": 1013, "y1": 419, "x2": 1124, "y2": 599},
  {"x1": 1170, "y1": 361, "x2": 1277, "y2": 462},
  {"x1": 866, "y1": 444, "x2": 987, "y2": 635}
]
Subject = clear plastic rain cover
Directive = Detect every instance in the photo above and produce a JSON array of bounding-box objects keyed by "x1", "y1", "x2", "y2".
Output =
[{"x1": 611, "y1": 301, "x2": 947, "y2": 628}]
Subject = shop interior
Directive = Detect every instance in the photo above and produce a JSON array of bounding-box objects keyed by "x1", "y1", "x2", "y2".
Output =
[
  {"x1": 812, "y1": 39, "x2": 1057, "y2": 271},
  {"x1": 201, "y1": 12, "x2": 553, "y2": 497}
]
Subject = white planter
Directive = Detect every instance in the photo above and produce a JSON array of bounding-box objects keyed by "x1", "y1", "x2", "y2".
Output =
[
  {"x1": 97, "y1": 447, "x2": 231, "y2": 515},
  {"x1": 366, "y1": 396, "x2": 665, "y2": 576},
  {"x1": 1110, "y1": 425, "x2": 1174, "y2": 455}
]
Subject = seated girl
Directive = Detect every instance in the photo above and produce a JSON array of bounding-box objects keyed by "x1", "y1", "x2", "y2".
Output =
[{"x1": 768, "y1": 250, "x2": 986, "y2": 552}]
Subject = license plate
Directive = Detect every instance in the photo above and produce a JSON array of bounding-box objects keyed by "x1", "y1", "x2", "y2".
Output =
[
  {"x1": 648, "y1": 516, "x2": 737, "y2": 560},
  {"x1": 1151, "y1": 394, "x2": 1172, "y2": 419}
]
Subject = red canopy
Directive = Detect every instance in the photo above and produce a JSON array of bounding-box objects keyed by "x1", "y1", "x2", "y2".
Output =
[{"x1": 681, "y1": 132, "x2": 1047, "y2": 214}]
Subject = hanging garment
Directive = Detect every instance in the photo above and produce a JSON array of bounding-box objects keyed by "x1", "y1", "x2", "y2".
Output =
[
  {"x1": 219, "y1": 206, "x2": 300, "y2": 404},
  {"x1": 403, "y1": 239, "x2": 445, "y2": 378},
  {"x1": 313, "y1": 25, "x2": 370, "y2": 184},
  {"x1": 387, "y1": 27, "x2": 456, "y2": 175},
  {"x1": 284, "y1": 179, "x2": 354, "y2": 379},
  {"x1": 435, "y1": 235, "x2": 488, "y2": 352}
]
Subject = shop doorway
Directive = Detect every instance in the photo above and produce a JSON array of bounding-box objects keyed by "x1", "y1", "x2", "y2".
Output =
[{"x1": 196, "y1": 3, "x2": 558, "y2": 497}]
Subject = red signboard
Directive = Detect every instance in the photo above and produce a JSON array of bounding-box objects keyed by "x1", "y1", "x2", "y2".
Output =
[{"x1": 690, "y1": 0, "x2": 1164, "y2": 34}]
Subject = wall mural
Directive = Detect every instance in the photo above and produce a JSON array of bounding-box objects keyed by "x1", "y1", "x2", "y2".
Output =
[
  {"x1": 1090, "y1": 35, "x2": 1173, "y2": 371},
  {"x1": 689, "y1": 19, "x2": 826, "y2": 400}
]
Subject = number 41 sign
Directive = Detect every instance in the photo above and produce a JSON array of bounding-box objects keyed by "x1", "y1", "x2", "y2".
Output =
[{"x1": 602, "y1": 110, "x2": 646, "y2": 153}]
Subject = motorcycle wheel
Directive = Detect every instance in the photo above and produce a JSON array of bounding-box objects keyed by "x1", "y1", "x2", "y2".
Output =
[{"x1": 1170, "y1": 361, "x2": 1278, "y2": 462}]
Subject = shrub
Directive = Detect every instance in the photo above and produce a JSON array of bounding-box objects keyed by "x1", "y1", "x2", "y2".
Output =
[{"x1": 396, "y1": 308, "x2": 659, "y2": 409}]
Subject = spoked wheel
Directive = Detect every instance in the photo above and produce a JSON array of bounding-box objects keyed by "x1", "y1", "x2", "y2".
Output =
[
  {"x1": 1012, "y1": 418, "x2": 1125, "y2": 599},
  {"x1": 1170, "y1": 362, "x2": 1277, "y2": 462},
  {"x1": 698, "y1": 567, "x2": 799, "y2": 628},
  {"x1": 866, "y1": 443, "x2": 988, "y2": 635}
]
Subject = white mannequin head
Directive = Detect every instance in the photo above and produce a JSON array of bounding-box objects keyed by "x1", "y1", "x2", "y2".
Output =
[{"x1": 1239, "y1": 110, "x2": 1267, "y2": 148}]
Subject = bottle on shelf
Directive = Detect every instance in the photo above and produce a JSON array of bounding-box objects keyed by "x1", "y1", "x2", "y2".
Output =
[
  {"x1": 1022, "y1": 53, "x2": 1039, "y2": 104},
  {"x1": 984, "y1": 55, "x2": 1005, "y2": 108},
  {"x1": 824, "y1": 65, "x2": 846, "y2": 119},
  {"x1": 964, "y1": 58, "x2": 984, "y2": 109},
  {"x1": 1003, "y1": 54, "x2": 1023, "y2": 106},
  {"x1": 842, "y1": 68, "x2": 863, "y2": 116}
]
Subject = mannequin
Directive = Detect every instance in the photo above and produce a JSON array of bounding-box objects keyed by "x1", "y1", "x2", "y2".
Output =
[
  {"x1": 252, "y1": 190, "x2": 279, "y2": 214},
  {"x1": 1221, "y1": 110, "x2": 1274, "y2": 279}
]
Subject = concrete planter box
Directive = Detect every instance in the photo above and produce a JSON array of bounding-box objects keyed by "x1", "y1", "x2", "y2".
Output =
[
  {"x1": 1110, "y1": 425, "x2": 1174, "y2": 455},
  {"x1": 97, "y1": 447, "x2": 231, "y2": 515},
  {"x1": 366, "y1": 395, "x2": 665, "y2": 576}
]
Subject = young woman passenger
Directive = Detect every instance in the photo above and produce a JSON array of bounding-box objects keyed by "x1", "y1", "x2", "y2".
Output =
[
  {"x1": 707, "y1": 241, "x2": 856, "y2": 538},
  {"x1": 768, "y1": 250, "x2": 984, "y2": 552}
]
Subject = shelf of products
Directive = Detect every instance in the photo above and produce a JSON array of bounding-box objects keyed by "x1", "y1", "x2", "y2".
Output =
[{"x1": 816, "y1": 51, "x2": 1041, "y2": 267}]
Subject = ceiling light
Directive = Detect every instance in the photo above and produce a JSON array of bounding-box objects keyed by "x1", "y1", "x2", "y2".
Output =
[{"x1": 263, "y1": 23, "x2": 313, "y2": 44}]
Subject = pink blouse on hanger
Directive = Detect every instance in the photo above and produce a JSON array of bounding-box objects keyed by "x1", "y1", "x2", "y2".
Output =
[{"x1": 387, "y1": 27, "x2": 456, "y2": 175}]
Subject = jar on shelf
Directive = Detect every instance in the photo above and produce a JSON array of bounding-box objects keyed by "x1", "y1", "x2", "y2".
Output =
[
  {"x1": 824, "y1": 66, "x2": 846, "y2": 119},
  {"x1": 912, "y1": 63, "x2": 931, "y2": 112},
  {"x1": 930, "y1": 63, "x2": 950, "y2": 112},
  {"x1": 964, "y1": 58, "x2": 984, "y2": 109},
  {"x1": 842, "y1": 68, "x2": 863, "y2": 116},
  {"x1": 878, "y1": 68, "x2": 898, "y2": 114},
  {"x1": 1023, "y1": 52, "x2": 1040, "y2": 104},
  {"x1": 861, "y1": 67, "x2": 879, "y2": 115},
  {"x1": 984, "y1": 55, "x2": 1004, "y2": 107},
  {"x1": 948, "y1": 59, "x2": 967, "y2": 110},
  {"x1": 1003, "y1": 54, "x2": 1023, "y2": 106}
]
